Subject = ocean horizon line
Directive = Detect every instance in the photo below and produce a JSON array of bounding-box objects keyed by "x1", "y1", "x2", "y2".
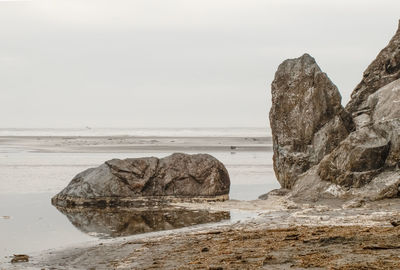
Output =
[{"x1": 0, "y1": 127, "x2": 271, "y2": 137}]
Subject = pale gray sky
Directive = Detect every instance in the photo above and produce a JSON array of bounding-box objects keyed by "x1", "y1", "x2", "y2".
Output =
[{"x1": 1, "y1": 0, "x2": 399, "y2": 128}]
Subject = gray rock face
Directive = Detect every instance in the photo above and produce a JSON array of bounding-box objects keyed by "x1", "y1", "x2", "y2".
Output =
[
  {"x1": 270, "y1": 21, "x2": 400, "y2": 202},
  {"x1": 317, "y1": 79, "x2": 400, "y2": 189},
  {"x1": 346, "y1": 20, "x2": 400, "y2": 117},
  {"x1": 269, "y1": 53, "x2": 351, "y2": 189},
  {"x1": 52, "y1": 153, "x2": 230, "y2": 207},
  {"x1": 291, "y1": 80, "x2": 400, "y2": 203}
]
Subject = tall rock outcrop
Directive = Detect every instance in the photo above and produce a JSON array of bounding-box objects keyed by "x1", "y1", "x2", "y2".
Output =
[
  {"x1": 52, "y1": 153, "x2": 230, "y2": 207},
  {"x1": 346, "y1": 20, "x2": 400, "y2": 120},
  {"x1": 317, "y1": 79, "x2": 400, "y2": 188},
  {"x1": 270, "y1": 21, "x2": 400, "y2": 202},
  {"x1": 270, "y1": 54, "x2": 352, "y2": 189},
  {"x1": 293, "y1": 78, "x2": 400, "y2": 202}
]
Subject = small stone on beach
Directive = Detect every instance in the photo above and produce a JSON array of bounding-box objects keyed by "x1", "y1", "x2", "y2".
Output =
[{"x1": 11, "y1": 254, "x2": 29, "y2": 263}]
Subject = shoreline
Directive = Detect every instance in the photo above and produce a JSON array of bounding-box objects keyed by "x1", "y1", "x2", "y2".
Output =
[
  {"x1": 3, "y1": 135, "x2": 400, "y2": 269},
  {"x1": 0, "y1": 135, "x2": 272, "y2": 153},
  {"x1": 4, "y1": 196, "x2": 400, "y2": 269},
  {"x1": 0, "y1": 134, "x2": 277, "y2": 265}
]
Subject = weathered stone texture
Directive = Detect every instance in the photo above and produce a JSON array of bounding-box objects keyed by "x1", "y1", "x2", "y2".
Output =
[
  {"x1": 271, "y1": 21, "x2": 400, "y2": 202},
  {"x1": 346, "y1": 20, "x2": 400, "y2": 117},
  {"x1": 52, "y1": 153, "x2": 230, "y2": 207},
  {"x1": 270, "y1": 53, "x2": 351, "y2": 188}
]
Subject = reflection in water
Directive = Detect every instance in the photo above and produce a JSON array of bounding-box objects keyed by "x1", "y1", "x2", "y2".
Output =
[{"x1": 55, "y1": 206, "x2": 230, "y2": 238}]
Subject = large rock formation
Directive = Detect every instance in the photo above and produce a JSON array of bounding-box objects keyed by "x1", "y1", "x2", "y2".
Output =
[
  {"x1": 291, "y1": 79, "x2": 400, "y2": 202},
  {"x1": 270, "y1": 21, "x2": 400, "y2": 202},
  {"x1": 317, "y1": 79, "x2": 400, "y2": 188},
  {"x1": 346, "y1": 20, "x2": 400, "y2": 117},
  {"x1": 52, "y1": 153, "x2": 230, "y2": 207},
  {"x1": 270, "y1": 53, "x2": 352, "y2": 189}
]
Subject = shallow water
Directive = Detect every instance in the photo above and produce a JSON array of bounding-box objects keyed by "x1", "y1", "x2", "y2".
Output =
[
  {"x1": 0, "y1": 144, "x2": 279, "y2": 261},
  {"x1": 0, "y1": 193, "x2": 93, "y2": 261},
  {"x1": 55, "y1": 206, "x2": 231, "y2": 238},
  {"x1": 0, "y1": 127, "x2": 270, "y2": 137}
]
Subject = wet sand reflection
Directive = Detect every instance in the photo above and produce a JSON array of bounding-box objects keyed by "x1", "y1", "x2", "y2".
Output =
[{"x1": 54, "y1": 206, "x2": 230, "y2": 238}]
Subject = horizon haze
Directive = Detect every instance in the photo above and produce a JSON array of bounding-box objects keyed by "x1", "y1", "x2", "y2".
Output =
[{"x1": 1, "y1": 0, "x2": 399, "y2": 128}]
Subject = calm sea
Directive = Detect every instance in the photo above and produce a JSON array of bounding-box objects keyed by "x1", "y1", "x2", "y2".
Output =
[{"x1": 0, "y1": 128, "x2": 278, "y2": 262}]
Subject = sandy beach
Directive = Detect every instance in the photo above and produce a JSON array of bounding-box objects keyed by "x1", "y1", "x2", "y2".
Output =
[
  {"x1": 4, "y1": 195, "x2": 400, "y2": 269},
  {"x1": 0, "y1": 132, "x2": 277, "y2": 268},
  {"x1": 1, "y1": 133, "x2": 400, "y2": 269},
  {"x1": 2, "y1": 2, "x2": 400, "y2": 269}
]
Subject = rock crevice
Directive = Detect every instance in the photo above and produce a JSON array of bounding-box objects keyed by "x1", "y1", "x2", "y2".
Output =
[
  {"x1": 270, "y1": 53, "x2": 351, "y2": 189},
  {"x1": 269, "y1": 20, "x2": 400, "y2": 202},
  {"x1": 52, "y1": 153, "x2": 230, "y2": 207},
  {"x1": 346, "y1": 20, "x2": 400, "y2": 117}
]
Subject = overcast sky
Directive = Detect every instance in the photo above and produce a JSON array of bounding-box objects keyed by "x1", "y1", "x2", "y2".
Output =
[{"x1": 1, "y1": 0, "x2": 399, "y2": 128}]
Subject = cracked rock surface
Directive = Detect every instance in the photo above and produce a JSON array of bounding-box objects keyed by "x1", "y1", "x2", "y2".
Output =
[
  {"x1": 269, "y1": 53, "x2": 352, "y2": 189},
  {"x1": 52, "y1": 153, "x2": 230, "y2": 207},
  {"x1": 269, "y1": 21, "x2": 400, "y2": 202},
  {"x1": 346, "y1": 20, "x2": 400, "y2": 116}
]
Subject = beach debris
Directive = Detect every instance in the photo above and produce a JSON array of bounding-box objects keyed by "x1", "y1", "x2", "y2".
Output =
[
  {"x1": 52, "y1": 153, "x2": 230, "y2": 207},
  {"x1": 284, "y1": 233, "x2": 299, "y2": 241},
  {"x1": 205, "y1": 231, "x2": 222, "y2": 235},
  {"x1": 263, "y1": 255, "x2": 275, "y2": 265},
  {"x1": 363, "y1": 245, "x2": 400, "y2": 250},
  {"x1": 11, "y1": 254, "x2": 29, "y2": 263},
  {"x1": 207, "y1": 266, "x2": 223, "y2": 270},
  {"x1": 390, "y1": 220, "x2": 400, "y2": 227}
]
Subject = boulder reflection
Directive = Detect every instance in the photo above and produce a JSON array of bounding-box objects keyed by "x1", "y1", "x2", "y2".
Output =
[{"x1": 55, "y1": 206, "x2": 230, "y2": 238}]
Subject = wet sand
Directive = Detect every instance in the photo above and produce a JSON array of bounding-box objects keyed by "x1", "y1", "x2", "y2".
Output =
[
  {"x1": 0, "y1": 134, "x2": 277, "y2": 267},
  {"x1": 123, "y1": 224, "x2": 400, "y2": 269},
  {"x1": 0, "y1": 136, "x2": 271, "y2": 153},
  {"x1": 2, "y1": 135, "x2": 400, "y2": 269},
  {"x1": 4, "y1": 196, "x2": 400, "y2": 269}
]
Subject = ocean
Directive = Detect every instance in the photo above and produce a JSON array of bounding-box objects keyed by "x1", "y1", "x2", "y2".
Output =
[{"x1": 0, "y1": 128, "x2": 279, "y2": 261}]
